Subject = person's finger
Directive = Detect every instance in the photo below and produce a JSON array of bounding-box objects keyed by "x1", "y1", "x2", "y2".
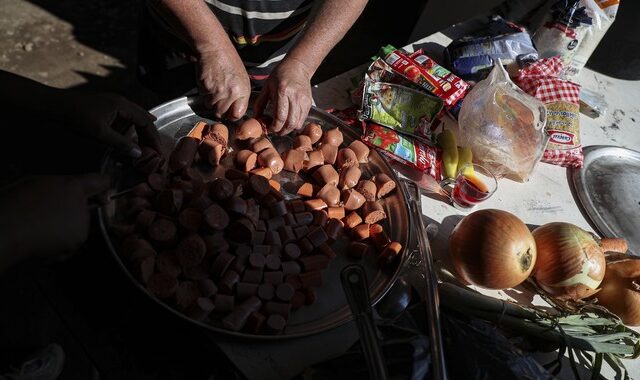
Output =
[
  {"x1": 74, "y1": 173, "x2": 111, "y2": 198},
  {"x1": 214, "y1": 93, "x2": 236, "y2": 119},
  {"x1": 280, "y1": 97, "x2": 300, "y2": 136},
  {"x1": 134, "y1": 123, "x2": 162, "y2": 153},
  {"x1": 253, "y1": 88, "x2": 269, "y2": 118},
  {"x1": 297, "y1": 98, "x2": 311, "y2": 132},
  {"x1": 99, "y1": 127, "x2": 142, "y2": 158},
  {"x1": 227, "y1": 96, "x2": 249, "y2": 121},
  {"x1": 271, "y1": 93, "x2": 288, "y2": 134}
]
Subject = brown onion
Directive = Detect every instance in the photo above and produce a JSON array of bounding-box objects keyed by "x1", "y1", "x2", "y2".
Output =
[
  {"x1": 594, "y1": 256, "x2": 640, "y2": 326},
  {"x1": 532, "y1": 223, "x2": 606, "y2": 301},
  {"x1": 449, "y1": 209, "x2": 536, "y2": 289}
]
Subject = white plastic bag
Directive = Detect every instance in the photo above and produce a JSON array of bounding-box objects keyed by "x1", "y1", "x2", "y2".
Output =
[{"x1": 458, "y1": 61, "x2": 547, "y2": 182}]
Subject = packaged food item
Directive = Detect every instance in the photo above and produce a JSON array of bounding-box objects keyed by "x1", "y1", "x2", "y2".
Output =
[
  {"x1": 379, "y1": 45, "x2": 469, "y2": 106},
  {"x1": 458, "y1": 60, "x2": 547, "y2": 182},
  {"x1": 446, "y1": 16, "x2": 538, "y2": 82},
  {"x1": 515, "y1": 57, "x2": 582, "y2": 168},
  {"x1": 361, "y1": 123, "x2": 442, "y2": 181},
  {"x1": 565, "y1": 0, "x2": 620, "y2": 77},
  {"x1": 351, "y1": 58, "x2": 419, "y2": 106},
  {"x1": 533, "y1": 0, "x2": 594, "y2": 69},
  {"x1": 359, "y1": 78, "x2": 443, "y2": 139}
]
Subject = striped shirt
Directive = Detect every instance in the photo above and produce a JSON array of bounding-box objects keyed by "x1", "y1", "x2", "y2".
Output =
[{"x1": 147, "y1": 0, "x2": 315, "y2": 83}]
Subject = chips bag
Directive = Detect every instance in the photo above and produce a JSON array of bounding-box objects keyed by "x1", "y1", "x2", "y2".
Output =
[{"x1": 515, "y1": 56, "x2": 582, "y2": 168}]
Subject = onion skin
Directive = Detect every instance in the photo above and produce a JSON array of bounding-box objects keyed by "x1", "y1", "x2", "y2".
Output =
[
  {"x1": 532, "y1": 223, "x2": 605, "y2": 301},
  {"x1": 595, "y1": 258, "x2": 640, "y2": 326},
  {"x1": 450, "y1": 209, "x2": 537, "y2": 289}
]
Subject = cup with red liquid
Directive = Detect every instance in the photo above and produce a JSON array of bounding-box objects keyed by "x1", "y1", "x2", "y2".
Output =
[{"x1": 451, "y1": 163, "x2": 497, "y2": 210}]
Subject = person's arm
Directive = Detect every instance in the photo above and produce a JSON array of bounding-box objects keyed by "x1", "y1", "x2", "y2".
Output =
[
  {"x1": 158, "y1": 0, "x2": 251, "y2": 120},
  {"x1": 0, "y1": 70, "x2": 160, "y2": 157},
  {"x1": 255, "y1": 0, "x2": 369, "y2": 135}
]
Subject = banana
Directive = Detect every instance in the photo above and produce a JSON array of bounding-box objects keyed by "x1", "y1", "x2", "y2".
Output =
[{"x1": 437, "y1": 129, "x2": 458, "y2": 179}]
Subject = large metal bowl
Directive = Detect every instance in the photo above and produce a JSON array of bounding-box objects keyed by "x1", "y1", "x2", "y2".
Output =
[{"x1": 99, "y1": 95, "x2": 412, "y2": 339}]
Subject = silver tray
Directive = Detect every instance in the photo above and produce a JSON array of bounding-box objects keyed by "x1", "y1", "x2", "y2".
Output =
[
  {"x1": 569, "y1": 145, "x2": 640, "y2": 256},
  {"x1": 99, "y1": 95, "x2": 412, "y2": 339}
]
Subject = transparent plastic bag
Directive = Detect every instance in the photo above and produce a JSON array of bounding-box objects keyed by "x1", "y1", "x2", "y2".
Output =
[{"x1": 458, "y1": 60, "x2": 547, "y2": 182}]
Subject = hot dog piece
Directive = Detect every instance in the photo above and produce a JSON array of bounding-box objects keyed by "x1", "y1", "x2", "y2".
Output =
[
  {"x1": 305, "y1": 289, "x2": 318, "y2": 305},
  {"x1": 209, "y1": 123, "x2": 229, "y2": 146},
  {"x1": 299, "y1": 271, "x2": 322, "y2": 288},
  {"x1": 250, "y1": 167, "x2": 272, "y2": 179},
  {"x1": 156, "y1": 251, "x2": 182, "y2": 277},
  {"x1": 303, "y1": 150, "x2": 324, "y2": 172},
  {"x1": 370, "y1": 224, "x2": 391, "y2": 249},
  {"x1": 312, "y1": 210, "x2": 329, "y2": 227},
  {"x1": 307, "y1": 226, "x2": 328, "y2": 247},
  {"x1": 187, "y1": 121, "x2": 210, "y2": 140},
  {"x1": 316, "y1": 184, "x2": 340, "y2": 207},
  {"x1": 175, "y1": 281, "x2": 200, "y2": 310},
  {"x1": 235, "y1": 150, "x2": 257, "y2": 172},
  {"x1": 219, "y1": 270, "x2": 240, "y2": 293},
  {"x1": 203, "y1": 232, "x2": 229, "y2": 255},
  {"x1": 211, "y1": 252, "x2": 236, "y2": 279},
  {"x1": 299, "y1": 255, "x2": 330, "y2": 272},
  {"x1": 321, "y1": 128, "x2": 343, "y2": 146},
  {"x1": 327, "y1": 206, "x2": 345, "y2": 220},
  {"x1": 296, "y1": 182, "x2": 316, "y2": 198},
  {"x1": 269, "y1": 179, "x2": 281, "y2": 192},
  {"x1": 281, "y1": 261, "x2": 302, "y2": 275},
  {"x1": 347, "y1": 241, "x2": 370, "y2": 259},
  {"x1": 379, "y1": 241, "x2": 403, "y2": 266},
  {"x1": 209, "y1": 177, "x2": 234, "y2": 201},
  {"x1": 236, "y1": 118, "x2": 264, "y2": 140},
  {"x1": 225, "y1": 167, "x2": 249, "y2": 182},
  {"x1": 186, "y1": 194, "x2": 212, "y2": 211},
  {"x1": 278, "y1": 225, "x2": 296, "y2": 244},
  {"x1": 338, "y1": 166, "x2": 361, "y2": 190},
  {"x1": 147, "y1": 273, "x2": 178, "y2": 299},
  {"x1": 223, "y1": 296, "x2": 263, "y2": 331},
  {"x1": 289, "y1": 199, "x2": 306, "y2": 213},
  {"x1": 263, "y1": 302, "x2": 291, "y2": 319},
  {"x1": 341, "y1": 189, "x2": 366, "y2": 211},
  {"x1": 148, "y1": 219, "x2": 177, "y2": 245},
  {"x1": 293, "y1": 135, "x2": 313, "y2": 151},
  {"x1": 275, "y1": 283, "x2": 295, "y2": 302},
  {"x1": 197, "y1": 278, "x2": 218, "y2": 297},
  {"x1": 269, "y1": 200, "x2": 288, "y2": 217},
  {"x1": 214, "y1": 294, "x2": 235, "y2": 313},
  {"x1": 343, "y1": 211, "x2": 362, "y2": 229},
  {"x1": 316, "y1": 243, "x2": 336, "y2": 259},
  {"x1": 355, "y1": 180, "x2": 377, "y2": 202},
  {"x1": 135, "y1": 209, "x2": 156, "y2": 233},
  {"x1": 265, "y1": 254, "x2": 281, "y2": 271},
  {"x1": 134, "y1": 255, "x2": 156, "y2": 284},
  {"x1": 248, "y1": 175, "x2": 271, "y2": 198},
  {"x1": 285, "y1": 274, "x2": 302, "y2": 290},
  {"x1": 265, "y1": 314, "x2": 286, "y2": 334},
  {"x1": 186, "y1": 297, "x2": 215, "y2": 322},
  {"x1": 294, "y1": 212, "x2": 313, "y2": 226},
  {"x1": 374, "y1": 173, "x2": 397, "y2": 198},
  {"x1": 263, "y1": 271, "x2": 283, "y2": 284},
  {"x1": 226, "y1": 218, "x2": 255, "y2": 242},
  {"x1": 156, "y1": 189, "x2": 183, "y2": 215},
  {"x1": 258, "y1": 283, "x2": 275, "y2": 301},
  {"x1": 203, "y1": 204, "x2": 230, "y2": 231},
  {"x1": 325, "y1": 218, "x2": 344, "y2": 241},
  {"x1": 111, "y1": 223, "x2": 135, "y2": 238},
  {"x1": 291, "y1": 292, "x2": 305, "y2": 310},
  {"x1": 176, "y1": 234, "x2": 206, "y2": 268},
  {"x1": 351, "y1": 223, "x2": 370, "y2": 241},
  {"x1": 294, "y1": 226, "x2": 309, "y2": 239},
  {"x1": 147, "y1": 172, "x2": 167, "y2": 192},
  {"x1": 257, "y1": 148, "x2": 284, "y2": 174},
  {"x1": 282, "y1": 149, "x2": 305, "y2": 173},
  {"x1": 298, "y1": 238, "x2": 314, "y2": 255},
  {"x1": 237, "y1": 282, "x2": 259, "y2": 299},
  {"x1": 183, "y1": 261, "x2": 210, "y2": 280},
  {"x1": 169, "y1": 136, "x2": 199, "y2": 172},
  {"x1": 319, "y1": 144, "x2": 338, "y2": 165},
  {"x1": 199, "y1": 138, "x2": 225, "y2": 166},
  {"x1": 349, "y1": 140, "x2": 370, "y2": 163},
  {"x1": 336, "y1": 148, "x2": 359, "y2": 169},
  {"x1": 251, "y1": 137, "x2": 274, "y2": 153},
  {"x1": 312, "y1": 165, "x2": 339, "y2": 187},
  {"x1": 226, "y1": 197, "x2": 247, "y2": 215},
  {"x1": 246, "y1": 311, "x2": 266, "y2": 333},
  {"x1": 303, "y1": 122, "x2": 323, "y2": 144},
  {"x1": 178, "y1": 208, "x2": 202, "y2": 232},
  {"x1": 249, "y1": 253, "x2": 265, "y2": 269},
  {"x1": 243, "y1": 269, "x2": 264, "y2": 284},
  {"x1": 362, "y1": 201, "x2": 387, "y2": 224}
]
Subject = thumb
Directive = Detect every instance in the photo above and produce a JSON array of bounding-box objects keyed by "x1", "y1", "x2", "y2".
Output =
[
  {"x1": 74, "y1": 173, "x2": 111, "y2": 198},
  {"x1": 100, "y1": 127, "x2": 142, "y2": 158}
]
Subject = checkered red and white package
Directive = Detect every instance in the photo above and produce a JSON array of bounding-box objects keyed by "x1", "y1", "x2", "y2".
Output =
[{"x1": 515, "y1": 56, "x2": 583, "y2": 168}]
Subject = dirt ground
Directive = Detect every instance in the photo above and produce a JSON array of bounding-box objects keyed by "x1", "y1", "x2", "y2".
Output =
[{"x1": 0, "y1": 0, "x2": 157, "y2": 106}]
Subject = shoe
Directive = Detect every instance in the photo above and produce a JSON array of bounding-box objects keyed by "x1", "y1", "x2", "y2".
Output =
[{"x1": 0, "y1": 344, "x2": 65, "y2": 380}]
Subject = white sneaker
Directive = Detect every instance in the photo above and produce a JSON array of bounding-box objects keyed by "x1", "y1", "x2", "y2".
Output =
[{"x1": 0, "y1": 344, "x2": 65, "y2": 380}]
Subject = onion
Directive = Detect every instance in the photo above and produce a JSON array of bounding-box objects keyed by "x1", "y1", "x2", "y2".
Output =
[
  {"x1": 449, "y1": 209, "x2": 536, "y2": 289},
  {"x1": 532, "y1": 223, "x2": 608, "y2": 301},
  {"x1": 594, "y1": 257, "x2": 640, "y2": 325}
]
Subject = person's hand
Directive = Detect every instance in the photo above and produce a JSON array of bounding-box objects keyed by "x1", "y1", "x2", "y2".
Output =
[
  {"x1": 254, "y1": 58, "x2": 313, "y2": 136},
  {"x1": 0, "y1": 174, "x2": 110, "y2": 266},
  {"x1": 197, "y1": 49, "x2": 251, "y2": 121},
  {"x1": 62, "y1": 92, "x2": 161, "y2": 158}
]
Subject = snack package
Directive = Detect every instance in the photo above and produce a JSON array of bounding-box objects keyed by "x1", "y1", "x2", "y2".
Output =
[
  {"x1": 515, "y1": 57, "x2": 582, "y2": 168},
  {"x1": 446, "y1": 16, "x2": 539, "y2": 82},
  {"x1": 565, "y1": 0, "x2": 620, "y2": 77},
  {"x1": 361, "y1": 123, "x2": 442, "y2": 181},
  {"x1": 359, "y1": 78, "x2": 444, "y2": 140},
  {"x1": 458, "y1": 60, "x2": 547, "y2": 182},
  {"x1": 379, "y1": 45, "x2": 469, "y2": 106},
  {"x1": 533, "y1": 0, "x2": 594, "y2": 69}
]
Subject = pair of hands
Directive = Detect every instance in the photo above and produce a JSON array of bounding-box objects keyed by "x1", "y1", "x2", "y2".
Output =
[
  {"x1": 0, "y1": 91, "x2": 161, "y2": 270},
  {"x1": 197, "y1": 50, "x2": 314, "y2": 135}
]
